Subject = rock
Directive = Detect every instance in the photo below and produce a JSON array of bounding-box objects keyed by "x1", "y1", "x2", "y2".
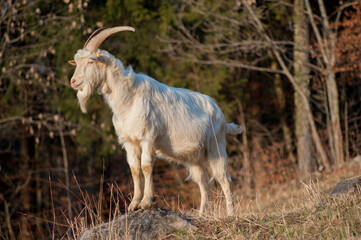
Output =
[
  {"x1": 79, "y1": 208, "x2": 196, "y2": 240},
  {"x1": 330, "y1": 175, "x2": 361, "y2": 195}
]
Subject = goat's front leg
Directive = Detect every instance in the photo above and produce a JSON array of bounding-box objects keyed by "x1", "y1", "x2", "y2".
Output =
[
  {"x1": 124, "y1": 142, "x2": 143, "y2": 212},
  {"x1": 139, "y1": 140, "x2": 155, "y2": 210}
]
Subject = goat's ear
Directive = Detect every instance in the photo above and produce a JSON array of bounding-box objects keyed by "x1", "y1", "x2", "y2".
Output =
[{"x1": 68, "y1": 60, "x2": 76, "y2": 66}]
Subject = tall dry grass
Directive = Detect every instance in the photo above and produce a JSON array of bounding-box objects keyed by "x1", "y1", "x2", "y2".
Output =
[
  {"x1": 58, "y1": 169, "x2": 361, "y2": 239},
  {"x1": 178, "y1": 180, "x2": 361, "y2": 239}
]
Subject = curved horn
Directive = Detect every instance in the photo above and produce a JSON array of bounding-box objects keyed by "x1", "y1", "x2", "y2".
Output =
[{"x1": 84, "y1": 26, "x2": 135, "y2": 53}]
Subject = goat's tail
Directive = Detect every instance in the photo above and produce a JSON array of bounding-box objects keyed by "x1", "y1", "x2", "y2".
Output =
[{"x1": 226, "y1": 123, "x2": 243, "y2": 135}]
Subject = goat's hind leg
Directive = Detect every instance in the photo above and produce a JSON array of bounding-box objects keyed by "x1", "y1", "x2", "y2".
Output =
[
  {"x1": 124, "y1": 142, "x2": 143, "y2": 211},
  {"x1": 209, "y1": 148, "x2": 235, "y2": 216},
  {"x1": 188, "y1": 164, "x2": 211, "y2": 216}
]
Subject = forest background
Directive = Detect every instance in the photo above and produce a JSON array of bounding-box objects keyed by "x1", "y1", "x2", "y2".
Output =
[{"x1": 1, "y1": 0, "x2": 361, "y2": 238}]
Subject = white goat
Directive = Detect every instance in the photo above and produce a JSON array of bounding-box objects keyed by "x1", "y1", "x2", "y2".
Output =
[{"x1": 68, "y1": 26, "x2": 242, "y2": 216}]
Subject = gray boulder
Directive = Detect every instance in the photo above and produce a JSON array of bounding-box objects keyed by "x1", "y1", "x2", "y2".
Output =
[
  {"x1": 79, "y1": 208, "x2": 196, "y2": 240},
  {"x1": 330, "y1": 175, "x2": 361, "y2": 195}
]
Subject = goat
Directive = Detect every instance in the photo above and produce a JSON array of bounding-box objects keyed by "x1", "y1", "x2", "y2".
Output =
[{"x1": 68, "y1": 26, "x2": 243, "y2": 216}]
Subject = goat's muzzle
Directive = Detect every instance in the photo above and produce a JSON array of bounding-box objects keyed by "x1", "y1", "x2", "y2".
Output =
[{"x1": 71, "y1": 78, "x2": 83, "y2": 90}]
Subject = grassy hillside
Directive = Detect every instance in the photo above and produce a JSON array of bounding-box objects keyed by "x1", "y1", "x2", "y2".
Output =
[
  {"x1": 65, "y1": 160, "x2": 361, "y2": 240},
  {"x1": 177, "y1": 160, "x2": 361, "y2": 239},
  {"x1": 182, "y1": 188, "x2": 361, "y2": 239}
]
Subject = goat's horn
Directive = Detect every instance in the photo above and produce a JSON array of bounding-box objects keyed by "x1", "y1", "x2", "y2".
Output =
[{"x1": 84, "y1": 26, "x2": 136, "y2": 53}]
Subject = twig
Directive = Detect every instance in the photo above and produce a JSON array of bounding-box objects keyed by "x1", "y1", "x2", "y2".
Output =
[
  {"x1": 58, "y1": 113, "x2": 73, "y2": 221},
  {"x1": 0, "y1": 194, "x2": 16, "y2": 240},
  {"x1": 49, "y1": 174, "x2": 56, "y2": 240}
]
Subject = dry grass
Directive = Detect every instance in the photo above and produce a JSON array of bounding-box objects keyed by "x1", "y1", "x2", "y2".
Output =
[
  {"x1": 178, "y1": 183, "x2": 361, "y2": 240},
  {"x1": 61, "y1": 161, "x2": 361, "y2": 240},
  {"x1": 176, "y1": 161, "x2": 361, "y2": 240},
  {"x1": 62, "y1": 183, "x2": 129, "y2": 239}
]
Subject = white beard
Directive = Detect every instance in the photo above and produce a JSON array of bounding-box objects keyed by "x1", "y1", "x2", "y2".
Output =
[{"x1": 77, "y1": 83, "x2": 93, "y2": 113}]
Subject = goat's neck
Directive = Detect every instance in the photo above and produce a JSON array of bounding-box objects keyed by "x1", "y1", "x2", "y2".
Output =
[{"x1": 102, "y1": 61, "x2": 136, "y2": 118}]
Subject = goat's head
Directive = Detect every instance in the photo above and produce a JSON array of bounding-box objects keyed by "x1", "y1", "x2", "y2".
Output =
[{"x1": 68, "y1": 26, "x2": 135, "y2": 113}]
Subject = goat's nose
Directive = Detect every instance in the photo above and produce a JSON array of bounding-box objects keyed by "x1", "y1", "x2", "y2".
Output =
[{"x1": 71, "y1": 78, "x2": 76, "y2": 84}]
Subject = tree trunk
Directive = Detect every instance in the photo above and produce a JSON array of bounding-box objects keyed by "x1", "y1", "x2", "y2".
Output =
[
  {"x1": 326, "y1": 67, "x2": 344, "y2": 165},
  {"x1": 272, "y1": 61, "x2": 295, "y2": 163},
  {"x1": 317, "y1": 0, "x2": 344, "y2": 166},
  {"x1": 243, "y1": 0, "x2": 330, "y2": 170},
  {"x1": 236, "y1": 100, "x2": 252, "y2": 195},
  {"x1": 305, "y1": 0, "x2": 344, "y2": 166},
  {"x1": 293, "y1": 0, "x2": 314, "y2": 175}
]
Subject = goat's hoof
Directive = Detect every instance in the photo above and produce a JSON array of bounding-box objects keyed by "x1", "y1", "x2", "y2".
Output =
[
  {"x1": 139, "y1": 198, "x2": 154, "y2": 210},
  {"x1": 128, "y1": 199, "x2": 141, "y2": 212}
]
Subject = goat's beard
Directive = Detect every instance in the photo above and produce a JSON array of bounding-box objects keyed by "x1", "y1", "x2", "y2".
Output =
[{"x1": 77, "y1": 83, "x2": 93, "y2": 113}]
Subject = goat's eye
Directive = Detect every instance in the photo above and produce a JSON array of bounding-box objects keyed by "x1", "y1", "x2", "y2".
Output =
[{"x1": 87, "y1": 61, "x2": 94, "y2": 65}]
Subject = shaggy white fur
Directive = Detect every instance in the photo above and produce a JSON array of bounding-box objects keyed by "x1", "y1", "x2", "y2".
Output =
[{"x1": 70, "y1": 48, "x2": 242, "y2": 216}]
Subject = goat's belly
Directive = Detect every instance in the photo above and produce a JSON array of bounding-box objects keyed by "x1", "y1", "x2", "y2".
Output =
[{"x1": 155, "y1": 143, "x2": 205, "y2": 164}]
